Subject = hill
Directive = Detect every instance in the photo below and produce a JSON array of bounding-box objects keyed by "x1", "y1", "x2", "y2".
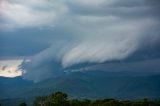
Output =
[{"x1": 0, "y1": 71, "x2": 160, "y2": 105}]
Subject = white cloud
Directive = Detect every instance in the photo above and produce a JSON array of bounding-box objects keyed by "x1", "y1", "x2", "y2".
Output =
[
  {"x1": 73, "y1": 0, "x2": 110, "y2": 7},
  {"x1": 0, "y1": 59, "x2": 23, "y2": 77},
  {"x1": 0, "y1": 0, "x2": 68, "y2": 29}
]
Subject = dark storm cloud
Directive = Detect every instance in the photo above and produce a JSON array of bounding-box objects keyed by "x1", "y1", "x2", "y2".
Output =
[
  {"x1": 0, "y1": 0, "x2": 160, "y2": 81},
  {"x1": 86, "y1": 59, "x2": 160, "y2": 73},
  {"x1": 0, "y1": 29, "x2": 50, "y2": 57},
  {"x1": 68, "y1": 0, "x2": 160, "y2": 19}
]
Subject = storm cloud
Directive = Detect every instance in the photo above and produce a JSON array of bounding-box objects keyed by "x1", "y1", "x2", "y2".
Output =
[{"x1": 0, "y1": 0, "x2": 160, "y2": 82}]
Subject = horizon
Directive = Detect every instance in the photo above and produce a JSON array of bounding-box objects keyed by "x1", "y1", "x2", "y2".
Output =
[{"x1": 1, "y1": 1, "x2": 160, "y2": 105}]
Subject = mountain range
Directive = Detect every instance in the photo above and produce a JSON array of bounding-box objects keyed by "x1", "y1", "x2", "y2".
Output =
[{"x1": 0, "y1": 70, "x2": 160, "y2": 106}]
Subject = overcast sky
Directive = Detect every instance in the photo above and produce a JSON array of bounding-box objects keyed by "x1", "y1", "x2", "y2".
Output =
[{"x1": 0, "y1": 0, "x2": 160, "y2": 81}]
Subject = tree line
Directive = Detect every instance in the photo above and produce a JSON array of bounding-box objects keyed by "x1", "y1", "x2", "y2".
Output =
[{"x1": 18, "y1": 91, "x2": 160, "y2": 106}]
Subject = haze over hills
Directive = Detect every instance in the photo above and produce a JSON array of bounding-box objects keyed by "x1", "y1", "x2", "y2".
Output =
[{"x1": 1, "y1": 70, "x2": 160, "y2": 101}]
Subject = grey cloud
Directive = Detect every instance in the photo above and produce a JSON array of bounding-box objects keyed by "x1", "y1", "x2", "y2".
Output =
[
  {"x1": 67, "y1": 0, "x2": 160, "y2": 19},
  {"x1": 84, "y1": 59, "x2": 160, "y2": 76},
  {"x1": 2, "y1": 65, "x2": 7, "y2": 71},
  {"x1": 0, "y1": 0, "x2": 160, "y2": 81}
]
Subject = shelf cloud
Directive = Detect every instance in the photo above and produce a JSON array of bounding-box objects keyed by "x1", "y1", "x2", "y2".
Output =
[{"x1": 0, "y1": 0, "x2": 160, "y2": 81}]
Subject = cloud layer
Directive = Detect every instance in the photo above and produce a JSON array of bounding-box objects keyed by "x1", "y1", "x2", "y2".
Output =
[
  {"x1": 1, "y1": 0, "x2": 160, "y2": 81},
  {"x1": 0, "y1": 59, "x2": 23, "y2": 77},
  {"x1": 0, "y1": 0, "x2": 68, "y2": 29}
]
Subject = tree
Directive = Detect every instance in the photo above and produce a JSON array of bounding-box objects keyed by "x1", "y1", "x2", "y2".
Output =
[
  {"x1": 33, "y1": 91, "x2": 160, "y2": 106},
  {"x1": 49, "y1": 91, "x2": 69, "y2": 106},
  {"x1": 141, "y1": 98, "x2": 149, "y2": 106},
  {"x1": 33, "y1": 96, "x2": 47, "y2": 106},
  {"x1": 121, "y1": 100, "x2": 132, "y2": 106},
  {"x1": 19, "y1": 102, "x2": 27, "y2": 106},
  {"x1": 70, "y1": 99, "x2": 83, "y2": 106},
  {"x1": 33, "y1": 91, "x2": 69, "y2": 106}
]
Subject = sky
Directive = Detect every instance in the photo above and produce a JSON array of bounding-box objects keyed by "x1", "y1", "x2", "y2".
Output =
[
  {"x1": 0, "y1": 0, "x2": 160, "y2": 81},
  {"x1": 0, "y1": 59, "x2": 22, "y2": 77}
]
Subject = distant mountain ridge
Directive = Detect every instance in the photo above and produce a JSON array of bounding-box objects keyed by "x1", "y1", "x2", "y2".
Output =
[
  {"x1": 0, "y1": 76, "x2": 33, "y2": 99},
  {"x1": 1, "y1": 71, "x2": 160, "y2": 106}
]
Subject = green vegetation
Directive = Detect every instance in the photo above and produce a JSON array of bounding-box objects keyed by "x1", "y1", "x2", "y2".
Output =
[
  {"x1": 31, "y1": 92, "x2": 160, "y2": 106},
  {"x1": 19, "y1": 102, "x2": 27, "y2": 106}
]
